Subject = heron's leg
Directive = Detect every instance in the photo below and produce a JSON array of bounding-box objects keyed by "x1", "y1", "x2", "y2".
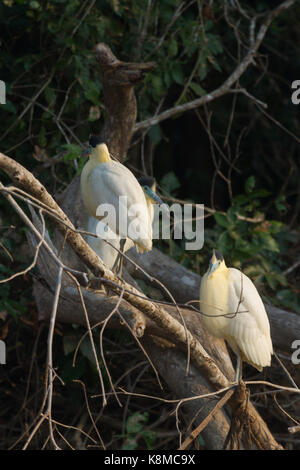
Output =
[
  {"x1": 234, "y1": 351, "x2": 242, "y2": 383},
  {"x1": 117, "y1": 238, "x2": 126, "y2": 276},
  {"x1": 112, "y1": 238, "x2": 126, "y2": 276}
]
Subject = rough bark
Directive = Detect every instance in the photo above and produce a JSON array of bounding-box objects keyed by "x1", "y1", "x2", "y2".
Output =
[{"x1": 94, "y1": 43, "x2": 155, "y2": 162}]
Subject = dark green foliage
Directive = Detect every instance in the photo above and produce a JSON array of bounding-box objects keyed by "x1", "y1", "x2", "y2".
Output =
[{"x1": 121, "y1": 411, "x2": 156, "y2": 450}]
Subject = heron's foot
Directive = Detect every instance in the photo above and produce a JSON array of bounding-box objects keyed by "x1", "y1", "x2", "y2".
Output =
[
  {"x1": 112, "y1": 253, "x2": 124, "y2": 277},
  {"x1": 230, "y1": 377, "x2": 242, "y2": 387},
  {"x1": 232, "y1": 352, "x2": 242, "y2": 385}
]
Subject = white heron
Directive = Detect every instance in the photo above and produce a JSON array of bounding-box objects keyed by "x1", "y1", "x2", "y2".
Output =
[
  {"x1": 85, "y1": 176, "x2": 159, "y2": 272},
  {"x1": 200, "y1": 249, "x2": 273, "y2": 382},
  {"x1": 80, "y1": 136, "x2": 162, "y2": 272}
]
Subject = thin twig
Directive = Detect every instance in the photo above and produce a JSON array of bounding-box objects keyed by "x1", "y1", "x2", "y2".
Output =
[
  {"x1": 178, "y1": 388, "x2": 234, "y2": 450},
  {"x1": 71, "y1": 273, "x2": 108, "y2": 408},
  {"x1": 274, "y1": 351, "x2": 299, "y2": 390},
  {"x1": 73, "y1": 379, "x2": 106, "y2": 449},
  {"x1": 117, "y1": 310, "x2": 164, "y2": 391},
  {"x1": 46, "y1": 266, "x2": 63, "y2": 450},
  {"x1": 0, "y1": 207, "x2": 46, "y2": 284},
  {"x1": 99, "y1": 288, "x2": 125, "y2": 407},
  {"x1": 135, "y1": 0, "x2": 296, "y2": 133}
]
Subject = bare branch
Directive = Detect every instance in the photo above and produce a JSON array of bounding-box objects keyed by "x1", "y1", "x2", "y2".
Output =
[
  {"x1": 134, "y1": 0, "x2": 296, "y2": 133},
  {"x1": 178, "y1": 388, "x2": 235, "y2": 450}
]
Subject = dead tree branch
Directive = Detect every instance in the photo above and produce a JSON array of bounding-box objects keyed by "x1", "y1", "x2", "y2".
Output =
[
  {"x1": 134, "y1": 0, "x2": 296, "y2": 133},
  {"x1": 0, "y1": 154, "x2": 284, "y2": 449},
  {"x1": 94, "y1": 42, "x2": 156, "y2": 161}
]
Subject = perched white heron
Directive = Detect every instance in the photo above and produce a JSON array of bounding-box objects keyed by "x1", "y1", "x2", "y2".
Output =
[
  {"x1": 200, "y1": 249, "x2": 273, "y2": 382},
  {"x1": 86, "y1": 176, "x2": 159, "y2": 272},
  {"x1": 81, "y1": 135, "x2": 162, "y2": 272}
]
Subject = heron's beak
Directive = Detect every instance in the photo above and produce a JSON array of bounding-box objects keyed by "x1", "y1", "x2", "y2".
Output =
[
  {"x1": 81, "y1": 145, "x2": 92, "y2": 158},
  {"x1": 208, "y1": 250, "x2": 219, "y2": 275},
  {"x1": 144, "y1": 187, "x2": 164, "y2": 206},
  {"x1": 211, "y1": 250, "x2": 218, "y2": 264}
]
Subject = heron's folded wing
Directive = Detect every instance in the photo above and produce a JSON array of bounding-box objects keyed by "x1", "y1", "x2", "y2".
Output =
[
  {"x1": 226, "y1": 268, "x2": 273, "y2": 367},
  {"x1": 89, "y1": 163, "x2": 152, "y2": 245}
]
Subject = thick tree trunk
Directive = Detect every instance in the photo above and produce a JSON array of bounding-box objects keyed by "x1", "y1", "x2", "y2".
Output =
[{"x1": 94, "y1": 43, "x2": 155, "y2": 162}]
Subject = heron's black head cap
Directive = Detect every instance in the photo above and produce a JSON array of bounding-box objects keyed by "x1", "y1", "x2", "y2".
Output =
[
  {"x1": 210, "y1": 249, "x2": 224, "y2": 262},
  {"x1": 138, "y1": 176, "x2": 155, "y2": 188},
  {"x1": 89, "y1": 135, "x2": 106, "y2": 148}
]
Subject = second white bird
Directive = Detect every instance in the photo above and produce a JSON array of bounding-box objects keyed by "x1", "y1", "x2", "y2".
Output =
[{"x1": 200, "y1": 250, "x2": 273, "y2": 380}]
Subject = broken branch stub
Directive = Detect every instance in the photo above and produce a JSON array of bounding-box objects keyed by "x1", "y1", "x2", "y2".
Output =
[{"x1": 94, "y1": 43, "x2": 156, "y2": 162}]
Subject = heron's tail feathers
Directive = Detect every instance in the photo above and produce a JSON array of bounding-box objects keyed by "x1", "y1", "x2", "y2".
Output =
[{"x1": 136, "y1": 239, "x2": 152, "y2": 253}]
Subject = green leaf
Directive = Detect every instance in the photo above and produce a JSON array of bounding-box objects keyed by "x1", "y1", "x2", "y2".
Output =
[
  {"x1": 265, "y1": 273, "x2": 277, "y2": 290},
  {"x1": 250, "y1": 189, "x2": 271, "y2": 198},
  {"x1": 142, "y1": 430, "x2": 156, "y2": 450},
  {"x1": 206, "y1": 33, "x2": 223, "y2": 54},
  {"x1": 126, "y1": 412, "x2": 148, "y2": 435},
  {"x1": 76, "y1": 157, "x2": 86, "y2": 175},
  {"x1": 1, "y1": 101, "x2": 17, "y2": 114},
  {"x1": 245, "y1": 175, "x2": 256, "y2": 194},
  {"x1": 261, "y1": 234, "x2": 279, "y2": 252},
  {"x1": 44, "y1": 87, "x2": 56, "y2": 106},
  {"x1": 164, "y1": 69, "x2": 172, "y2": 88},
  {"x1": 204, "y1": 19, "x2": 214, "y2": 31},
  {"x1": 171, "y1": 64, "x2": 184, "y2": 85},
  {"x1": 217, "y1": 231, "x2": 232, "y2": 253},
  {"x1": 168, "y1": 38, "x2": 178, "y2": 57},
  {"x1": 274, "y1": 195, "x2": 287, "y2": 213},
  {"x1": 151, "y1": 75, "x2": 163, "y2": 95},
  {"x1": 214, "y1": 212, "x2": 230, "y2": 228},
  {"x1": 211, "y1": 58, "x2": 222, "y2": 72},
  {"x1": 62, "y1": 143, "x2": 81, "y2": 161},
  {"x1": 226, "y1": 206, "x2": 237, "y2": 225},
  {"x1": 83, "y1": 80, "x2": 100, "y2": 105},
  {"x1": 232, "y1": 194, "x2": 249, "y2": 206},
  {"x1": 189, "y1": 82, "x2": 206, "y2": 96},
  {"x1": 38, "y1": 126, "x2": 47, "y2": 147}
]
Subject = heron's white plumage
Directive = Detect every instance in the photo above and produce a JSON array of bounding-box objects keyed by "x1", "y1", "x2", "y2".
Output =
[
  {"x1": 80, "y1": 143, "x2": 153, "y2": 253},
  {"x1": 200, "y1": 254, "x2": 273, "y2": 372},
  {"x1": 86, "y1": 216, "x2": 134, "y2": 271}
]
